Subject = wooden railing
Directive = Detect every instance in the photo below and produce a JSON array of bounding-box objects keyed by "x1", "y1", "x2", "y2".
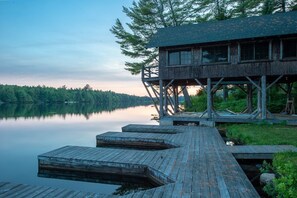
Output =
[{"x1": 142, "y1": 65, "x2": 159, "y2": 80}]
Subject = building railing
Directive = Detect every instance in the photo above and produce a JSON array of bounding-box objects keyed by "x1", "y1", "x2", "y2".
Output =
[{"x1": 142, "y1": 65, "x2": 159, "y2": 80}]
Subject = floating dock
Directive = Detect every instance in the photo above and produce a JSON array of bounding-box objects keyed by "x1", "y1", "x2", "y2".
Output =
[{"x1": 2, "y1": 124, "x2": 297, "y2": 197}]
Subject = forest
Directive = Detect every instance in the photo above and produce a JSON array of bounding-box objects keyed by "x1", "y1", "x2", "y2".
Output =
[{"x1": 0, "y1": 84, "x2": 151, "y2": 106}]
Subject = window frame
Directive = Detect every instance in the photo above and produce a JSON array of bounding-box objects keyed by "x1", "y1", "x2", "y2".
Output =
[
  {"x1": 281, "y1": 38, "x2": 297, "y2": 60},
  {"x1": 239, "y1": 41, "x2": 271, "y2": 62},
  {"x1": 167, "y1": 49, "x2": 193, "y2": 66},
  {"x1": 201, "y1": 44, "x2": 230, "y2": 65}
]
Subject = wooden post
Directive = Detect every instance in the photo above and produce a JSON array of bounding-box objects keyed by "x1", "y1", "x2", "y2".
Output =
[
  {"x1": 159, "y1": 80, "x2": 164, "y2": 117},
  {"x1": 182, "y1": 86, "x2": 192, "y2": 108},
  {"x1": 223, "y1": 85, "x2": 228, "y2": 101},
  {"x1": 164, "y1": 87, "x2": 168, "y2": 115},
  {"x1": 173, "y1": 86, "x2": 179, "y2": 113},
  {"x1": 261, "y1": 75, "x2": 267, "y2": 119},
  {"x1": 207, "y1": 78, "x2": 212, "y2": 118},
  {"x1": 257, "y1": 81, "x2": 261, "y2": 113},
  {"x1": 287, "y1": 83, "x2": 292, "y2": 100},
  {"x1": 247, "y1": 84, "x2": 253, "y2": 114}
]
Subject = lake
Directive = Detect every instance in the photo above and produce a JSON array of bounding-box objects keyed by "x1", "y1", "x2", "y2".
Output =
[{"x1": 0, "y1": 104, "x2": 157, "y2": 195}]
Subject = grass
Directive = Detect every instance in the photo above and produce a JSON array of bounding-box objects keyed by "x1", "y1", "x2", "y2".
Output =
[
  {"x1": 223, "y1": 123, "x2": 297, "y2": 147},
  {"x1": 220, "y1": 123, "x2": 297, "y2": 197}
]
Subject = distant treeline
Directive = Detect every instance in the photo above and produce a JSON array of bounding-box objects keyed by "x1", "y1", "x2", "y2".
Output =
[
  {"x1": 0, "y1": 103, "x2": 149, "y2": 120},
  {"x1": 0, "y1": 84, "x2": 151, "y2": 106}
]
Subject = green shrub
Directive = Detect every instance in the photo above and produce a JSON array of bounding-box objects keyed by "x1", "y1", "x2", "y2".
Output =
[
  {"x1": 260, "y1": 160, "x2": 274, "y2": 173},
  {"x1": 186, "y1": 93, "x2": 207, "y2": 112},
  {"x1": 272, "y1": 152, "x2": 297, "y2": 198},
  {"x1": 215, "y1": 98, "x2": 246, "y2": 112}
]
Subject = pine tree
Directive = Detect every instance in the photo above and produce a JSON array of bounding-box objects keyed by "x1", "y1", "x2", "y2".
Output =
[
  {"x1": 111, "y1": 0, "x2": 203, "y2": 75},
  {"x1": 261, "y1": 0, "x2": 297, "y2": 14},
  {"x1": 230, "y1": 0, "x2": 263, "y2": 17}
]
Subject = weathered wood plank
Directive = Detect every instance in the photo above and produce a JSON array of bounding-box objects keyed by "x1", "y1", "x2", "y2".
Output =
[{"x1": 22, "y1": 186, "x2": 52, "y2": 198}]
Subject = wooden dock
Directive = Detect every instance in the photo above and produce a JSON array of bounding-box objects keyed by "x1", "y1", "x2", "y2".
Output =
[
  {"x1": 0, "y1": 181, "x2": 106, "y2": 197},
  {"x1": 3, "y1": 124, "x2": 296, "y2": 197}
]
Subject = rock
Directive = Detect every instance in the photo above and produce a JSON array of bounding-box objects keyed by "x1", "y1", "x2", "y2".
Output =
[
  {"x1": 226, "y1": 141, "x2": 235, "y2": 146},
  {"x1": 260, "y1": 173, "x2": 275, "y2": 185}
]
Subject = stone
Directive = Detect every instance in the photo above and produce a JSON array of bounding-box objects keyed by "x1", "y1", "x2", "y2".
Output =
[
  {"x1": 226, "y1": 141, "x2": 235, "y2": 146},
  {"x1": 260, "y1": 173, "x2": 275, "y2": 185}
]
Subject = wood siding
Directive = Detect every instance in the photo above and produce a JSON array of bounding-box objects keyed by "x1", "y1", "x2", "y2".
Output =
[{"x1": 159, "y1": 38, "x2": 297, "y2": 80}]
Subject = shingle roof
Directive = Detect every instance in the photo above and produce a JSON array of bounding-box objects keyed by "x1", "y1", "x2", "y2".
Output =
[{"x1": 147, "y1": 11, "x2": 297, "y2": 48}]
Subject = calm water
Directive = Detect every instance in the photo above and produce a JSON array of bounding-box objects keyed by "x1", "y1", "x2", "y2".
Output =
[{"x1": 0, "y1": 105, "x2": 157, "y2": 194}]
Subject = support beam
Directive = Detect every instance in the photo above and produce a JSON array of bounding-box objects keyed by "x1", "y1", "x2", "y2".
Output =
[
  {"x1": 267, "y1": 75, "x2": 283, "y2": 90},
  {"x1": 207, "y1": 78, "x2": 212, "y2": 118},
  {"x1": 195, "y1": 79, "x2": 206, "y2": 92},
  {"x1": 164, "y1": 79, "x2": 174, "y2": 90},
  {"x1": 173, "y1": 86, "x2": 179, "y2": 113},
  {"x1": 247, "y1": 84, "x2": 253, "y2": 114},
  {"x1": 166, "y1": 88, "x2": 175, "y2": 114},
  {"x1": 164, "y1": 86, "x2": 168, "y2": 115},
  {"x1": 182, "y1": 86, "x2": 192, "y2": 108},
  {"x1": 159, "y1": 80, "x2": 164, "y2": 117},
  {"x1": 211, "y1": 78, "x2": 224, "y2": 93},
  {"x1": 142, "y1": 82, "x2": 160, "y2": 114},
  {"x1": 257, "y1": 81, "x2": 261, "y2": 113},
  {"x1": 223, "y1": 85, "x2": 228, "y2": 101},
  {"x1": 287, "y1": 83, "x2": 293, "y2": 100},
  {"x1": 236, "y1": 85, "x2": 247, "y2": 94},
  {"x1": 246, "y1": 76, "x2": 261, "y2": 90},
  {"x1": 261, "y1": 76, "x2": 267, "y2": 120},
  {"x1": 151, "y1": 85, "x2": 160, "y2": 98}
]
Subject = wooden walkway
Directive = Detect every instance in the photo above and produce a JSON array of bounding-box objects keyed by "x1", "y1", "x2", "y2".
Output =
[
  {"x1": 3, "y1": 125, "x2": 297, "y2": 197},
  {"x1": 167, "y1": 112, "x2": 297, "y2": 125},
  {"x1": 229, "y1": 145, "x2": 297, "y2": 159}
]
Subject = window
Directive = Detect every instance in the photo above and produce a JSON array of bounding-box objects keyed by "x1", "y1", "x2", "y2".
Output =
[
  {"x1": 283, "y1": 39, "x2": 297, "y2": 58},
  {"x1": 168, "y1": 50, "x2": 192, "y2": 66},
  {"x1": 202, "y1": 46, "x2": 228, "y2": 64},
  {"x1": 240, "y1": 42, "x2": 269, "y2": 61}
]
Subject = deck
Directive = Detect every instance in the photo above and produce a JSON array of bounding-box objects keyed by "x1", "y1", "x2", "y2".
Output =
[{"x1": 2, "y1": 124, "x2": 296, "y2": 197}]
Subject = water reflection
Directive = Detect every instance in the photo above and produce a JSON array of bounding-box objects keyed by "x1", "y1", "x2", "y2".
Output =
[
  {"x1": 0, "y1": 102, "x2": 151, "y2": 120},
  {"x1": 0, "y1": 105, "x2": 157, "y2": 194},
  {"x1": 38, "y1": 168, "x2": 157, "y2": 196}
]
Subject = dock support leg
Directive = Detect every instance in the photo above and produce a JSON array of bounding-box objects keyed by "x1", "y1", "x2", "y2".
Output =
[
  {"x1": 287, "y1": 83, "x2": 293, "y2": 101},
  {"x1": 257, "y1": 81, "x2": 261, "y2": 116},
  {"x1": 223, "y1": 85, "x2": 228, "y2": 101},
  {"x1": 261, "y1": 75, "x2": 267, "y2": 119},
  {"x1": 182, "y1": 86, "x2": 192, "y2": 108},
  {"x1": 247, "y1": 84, "x2": 253, "y2": 114},
  {"x1": 207, "y1": 78, "x2": 212, "y2": 118},
  {"x1": 164, "y1": 86, "x2": 168, "y2": 114},
  {"x1": 173, "y1": 86, "x2": 179, "y2": 113},
  {"x1": 159, "y1": 80, "x2": 164, "y2": 117}
]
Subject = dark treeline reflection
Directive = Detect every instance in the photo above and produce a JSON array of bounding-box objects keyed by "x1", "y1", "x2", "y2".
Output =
[{"x1": 0, "y1": 102, "x2": 151, "y2": 120}]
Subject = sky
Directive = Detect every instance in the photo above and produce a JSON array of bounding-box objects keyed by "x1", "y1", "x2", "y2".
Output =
[{"x1": 0, "y1": 0, "x2": 150, "y2": 96}]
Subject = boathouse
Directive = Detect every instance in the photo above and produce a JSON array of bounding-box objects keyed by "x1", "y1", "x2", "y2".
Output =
[{"x1": 143, "y1": 11, "x2": 297, "y2": 123}]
